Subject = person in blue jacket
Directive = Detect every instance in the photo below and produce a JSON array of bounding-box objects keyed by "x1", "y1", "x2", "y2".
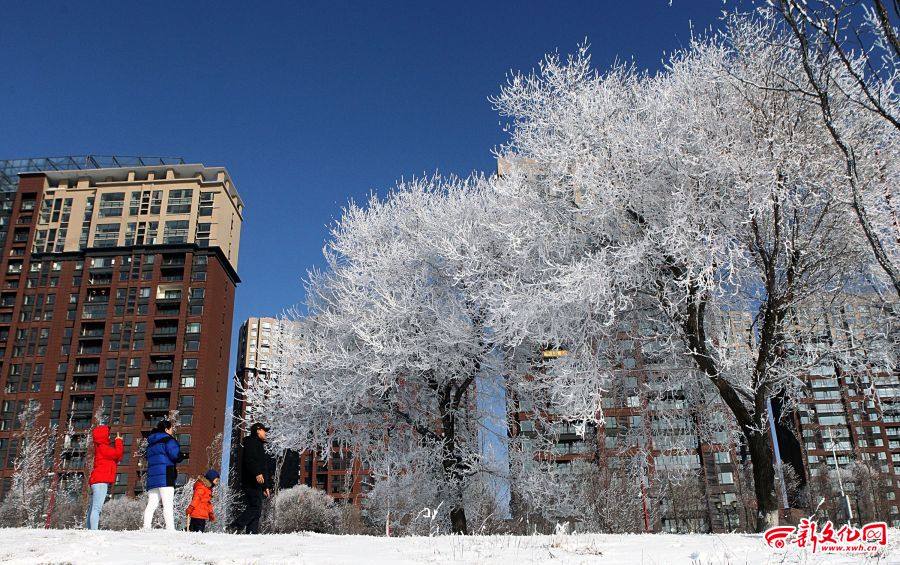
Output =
[{"x1": 142, "y1": 420, "x2": 185, "y2": 530}]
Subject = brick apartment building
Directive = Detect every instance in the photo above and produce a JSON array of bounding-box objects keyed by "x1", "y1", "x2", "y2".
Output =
[
  {"x1": 788, "y1": 297, "x2": 900, "y2": 526},
  {"x1": 509, "y1": 344, "x2": 745, "y2": 534},
  {"x1": 0, "y1": 156, "x2": 243, "y2": 499},
  {"x1": 509, "y1": 299, "x2": 900, "y2": 532}
]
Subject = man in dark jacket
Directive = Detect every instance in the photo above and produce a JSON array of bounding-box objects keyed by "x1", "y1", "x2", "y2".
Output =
[{"x1": 230, "y1": 422, "x2": 272, "y2": 534}]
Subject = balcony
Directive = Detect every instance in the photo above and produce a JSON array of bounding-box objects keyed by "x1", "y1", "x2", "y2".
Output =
[
  {"x1": 152, "y1": 325, "x2": 179, "y2": 337},
  {"x1": 149, "y1": 378, "x2": 172, "y2": 390},
  {"x1": 161, "y1": 257, "x2": 186, "y2": 267},
  {"x1": 61, "y1": 458, "x2": 86, "y2": 470},
  {"x1": 62, "y1": 440, "x2": 89, "y2": 453},
  {"x1": 155, "y1": 305, "x2": 181, "y2": 317},
  {"x1": 87, "y1": 274, "x2": 113, "y2": 286},
  {"x1": 81, "y1": 305, "x2": 107, "y2": 320},
  {"x1": 73, "y1": 364, "x2": 100, "y2": 376},
  {"x1": 79, "y1": 329, "x2": 105, "y2": 340},
  {"x1": 71, "y1": 377, "x2": 97, "y2": 392},
  {"x1": 151, "y1": 343, "x2": 177, "y2": 353},
  {"x1": 71, "y1": 417, "x2": 92, "y2": 430},
  {"x1": 148, "y1": 361, "x2": 175, "y2": 375},
  {"x1": 87, "y1": 265, "x2": 113, "y2": 274},
  {"x1": 77, "y1": 345, "x2": 103, "y2": 355},
  {"x1": 144, "y1": 401, "x2": 170, "y2": 412},
  {"x1": 70, "y1": 404, "x2": 95, "y2": 416}
]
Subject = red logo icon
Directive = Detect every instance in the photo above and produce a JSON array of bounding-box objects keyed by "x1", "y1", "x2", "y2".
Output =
[{"x1": 765, "y1": 520, "x2": 888, "y2": 554}]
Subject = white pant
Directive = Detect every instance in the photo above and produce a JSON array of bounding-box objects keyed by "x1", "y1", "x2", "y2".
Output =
[{"x1": 143, "y1": 486, "x2": 175, "y2": 530}]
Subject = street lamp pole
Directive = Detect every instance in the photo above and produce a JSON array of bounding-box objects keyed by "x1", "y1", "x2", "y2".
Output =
[
  {"x1": 44, "y1": 472, "x2": 58, "y2": 529},
  {"x1": 826, "y1": 427, "x2": 853, "y2": 524},
  {"x1": 640, "y1": 473, "x2": 650, "y2": 533}
]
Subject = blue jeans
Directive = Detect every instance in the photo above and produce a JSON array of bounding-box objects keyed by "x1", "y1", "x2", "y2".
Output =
[{"x1": 86, "y1": 483, "x2": 108, "y2": 530}]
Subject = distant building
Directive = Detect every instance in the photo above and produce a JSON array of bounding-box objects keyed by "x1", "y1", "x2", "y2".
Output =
[
  {"x1": 509, "y1": 342, "x2": 743, "y2": 534},
  {"x1": 787, "y1": 296, "x2": 900, "y2": 526},
  {"x1": 233, "y1": 316, "x2": 368, "y2": 505},
  {"x1": 509, "y1": 297, "x2": 900, "y2": 531}
]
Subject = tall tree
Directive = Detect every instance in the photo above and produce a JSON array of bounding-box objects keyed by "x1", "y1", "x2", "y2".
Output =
[
  {"x1": 243, "y1": 177, "x2": 497, "y2": 534},
  {"x1": 487, "y1": 15, "x2": 882, "y2": 530},
  {"x1": 0, "y1": 402, "x2": 56, "y2": 527}
]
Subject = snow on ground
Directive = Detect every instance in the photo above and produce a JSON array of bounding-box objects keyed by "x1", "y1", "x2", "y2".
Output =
[{"x1": 0, "y1": 528, "x2": 896, "y2": 565}]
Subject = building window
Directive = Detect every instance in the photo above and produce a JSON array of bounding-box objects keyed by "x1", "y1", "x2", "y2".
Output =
[
  {"x1": 163, "y1": 221, "x2": 189, "y2": 244},
  {"x1": 129, "y1": 192, "x2": 141, "y2": 216},
  {"x1": 199, "y1": 192, "x2": 214, "y2": 216},
  {"x1": 124, "y1": 223, "x2": 137, "y2": 246},
  {"x1": 166, "y1": 189, "x2": 193, "y2": 214},
  {"x1": 98, "y1": 193, "x2": 125, "y2": 218},
  {"x1": 195, "y1": 223, "x2": 211, "y2": 247},
  {"x1": 150, "y1": 191, "x2": 162, "y2": 215},
  {"x1": 93, "y1": 224, "x2": 121, "y2": 248}
]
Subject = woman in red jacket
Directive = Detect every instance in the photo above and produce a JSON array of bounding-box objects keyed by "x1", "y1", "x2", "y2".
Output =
[{"x1": 86, "y1": 425, "x2": 123, "y2": 530}]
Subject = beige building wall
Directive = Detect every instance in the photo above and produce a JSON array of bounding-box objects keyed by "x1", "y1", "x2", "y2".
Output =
[
  {"x1": 22, "y1": 164, "x2": 243, "y2": 271},
  {"x1": 240, "y1": 316, "x2": 279, "y2": 372}
]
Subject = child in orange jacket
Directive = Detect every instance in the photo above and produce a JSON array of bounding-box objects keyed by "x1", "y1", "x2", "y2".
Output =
[{"x1": 186, "y1": 469, "x2": 219, "y2": 532}]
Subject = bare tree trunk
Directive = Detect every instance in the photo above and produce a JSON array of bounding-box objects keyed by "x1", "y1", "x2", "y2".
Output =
[
  {"x1": 437, "y1": 378, "x2": 470, "y2": 535},
  {"x1": 449, "y1": 506, "x2": 467, "y2": 535},
  {"x1": 746, "y1": 430, "x2": 780, "y2": 531}
]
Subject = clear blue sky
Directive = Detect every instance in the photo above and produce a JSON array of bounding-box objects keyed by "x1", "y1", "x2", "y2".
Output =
[{"x1": 0, "y1": 1, "x2": 727, "y2": 375}]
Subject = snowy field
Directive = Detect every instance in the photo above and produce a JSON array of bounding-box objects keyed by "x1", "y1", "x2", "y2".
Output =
[{"x1": 0, "y1": 528, "x2": 897, "y2": 565}]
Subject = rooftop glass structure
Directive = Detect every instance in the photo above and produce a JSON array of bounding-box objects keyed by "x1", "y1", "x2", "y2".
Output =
[{"x1": 0, "y1": 155, "x2": 185, "y2": 191}]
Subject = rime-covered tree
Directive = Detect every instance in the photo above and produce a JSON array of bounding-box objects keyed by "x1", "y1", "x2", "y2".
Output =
[
  {"x1": 243, "y1": 10, "x2": 896, "y2": 535},
  {"x1": 485, "y1": 14, "x2": 889, "y2": 530},
  {"x1": 243, "y1": 177, "x2": 498, "y2": 534},
  {"x1": 0, "y1": 402, "x2": 56, "y2": 527}
]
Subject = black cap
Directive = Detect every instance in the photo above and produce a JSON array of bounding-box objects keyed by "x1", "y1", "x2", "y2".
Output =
[{"x1": 250, "y1": 422, "x2": 270, "y2": 434}]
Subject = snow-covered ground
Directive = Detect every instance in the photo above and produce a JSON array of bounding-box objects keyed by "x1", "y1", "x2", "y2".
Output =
[{"x1": 0, "y1": 528, "x2": 896, "y2": 564}]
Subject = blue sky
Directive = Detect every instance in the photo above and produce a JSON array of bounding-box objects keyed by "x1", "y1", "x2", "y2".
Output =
[{"x1": 0, "y1": 1, "x2": 726, "y2": 375}]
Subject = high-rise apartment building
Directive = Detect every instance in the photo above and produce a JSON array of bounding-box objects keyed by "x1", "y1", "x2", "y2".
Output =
[
  {"x1": 510, "y1": 298, "x2": 900, "y2": 532},
  {"x1": 232, "y1": 316, "x2": 278, "y2": 481},
  {"x1": 234, "y1": 316, "x2": 368, "y2": 504},
  {"x1": 0, "y1": 156, "x2": 243, "y2": 499},
  {"x1": 509, "y1": 345, "x2": 744, "y2": 534},
  {"x1": 788, "y1": 297, "x2": 900, "y2": 526}
]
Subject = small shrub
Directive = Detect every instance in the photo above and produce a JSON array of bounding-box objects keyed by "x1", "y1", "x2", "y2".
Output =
[
  {"x1": 266, "y1": 485, "x2": 343, "y2": 534},
  {"x1": 100, "y1": 495, "x2": 145, "y2": 531}
]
